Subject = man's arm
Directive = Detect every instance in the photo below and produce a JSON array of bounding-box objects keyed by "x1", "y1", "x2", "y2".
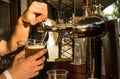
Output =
[
  {"x1": 9, "y1": 17, "x2": 30, "y2": 52},
  {"x1": 9, "y1": 1, "x2": 47, "y2": 52},
  {"x1": 0, "y1": 1, "x2": 47, "y2": 56},
  {"x1": 0, "y1": 19, "x2": 30, "y2": 56},
  {"x1": 0, "y1": 48, "x2": 47, "y2": 79}
]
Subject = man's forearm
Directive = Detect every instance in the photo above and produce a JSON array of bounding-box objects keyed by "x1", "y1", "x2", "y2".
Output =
[{"x1": 9, "y1": 17, "x2": 30, "y2": 52}]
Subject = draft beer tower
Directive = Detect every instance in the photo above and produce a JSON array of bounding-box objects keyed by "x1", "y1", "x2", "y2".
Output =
[{"x1": 37, "y1": 0, "x2": 120, "y2": 78}]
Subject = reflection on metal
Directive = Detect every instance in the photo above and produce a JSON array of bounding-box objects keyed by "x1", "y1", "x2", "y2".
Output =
[
  {"x1": 72, "y1": 15, "x2": 107, "y2": 38},
  {"x1": 102, "y1": 20, "x2": 119, "y2": 79}
]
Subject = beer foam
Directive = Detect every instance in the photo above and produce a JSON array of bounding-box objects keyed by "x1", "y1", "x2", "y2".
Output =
[{"x1": 27, "y1": 45, "x2": 45, "y2": 49}]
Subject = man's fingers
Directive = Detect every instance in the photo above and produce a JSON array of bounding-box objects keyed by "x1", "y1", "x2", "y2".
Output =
[
  {"x1": 29, "y1": 2, "x2": 48, "y2": 25},
  {"x1": 30, "y1": 1, "x2": 47, "y2": 14},
  {"x1": 33, "y1": 15, "x2": 47, "y2": 25},
  {"x1": 15, "y1": 50, "x2": 25, "y2": 59},
  {"x1": 31, "y1": 48, "x2": 47, "y2": 60}
]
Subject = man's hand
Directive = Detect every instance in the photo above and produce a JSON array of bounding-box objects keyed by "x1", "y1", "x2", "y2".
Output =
[
  {"x1": 21, "y1": 1, "x2": 48, "y2": 25},
  {"x1": 8, "y1": 49, "x2": 47, "y2": 79},
  {"x1": 9, "y1": 1, "x2": 48, "y2": 53}
]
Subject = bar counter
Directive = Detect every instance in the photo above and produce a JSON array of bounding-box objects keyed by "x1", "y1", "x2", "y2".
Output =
[{"x1": 45, "y1": 61, "x2": 111, "y2": 79}]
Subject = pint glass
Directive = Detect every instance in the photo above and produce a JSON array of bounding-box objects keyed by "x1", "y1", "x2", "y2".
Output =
[{"x1": 25, "y1": 39, "x2": 45, "y2": 57}]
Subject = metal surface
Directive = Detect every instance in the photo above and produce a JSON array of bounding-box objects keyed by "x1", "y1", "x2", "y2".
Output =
[
  {"x1": 102, "y1": 19, "x2": 119, "y2": 79},
  {"x1": 47, "y1": 0, "x2": 117, "y2": 17}
]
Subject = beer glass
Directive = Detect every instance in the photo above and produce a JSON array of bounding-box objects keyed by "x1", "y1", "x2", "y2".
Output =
[
  {"x1": 71, "y1": 38, "x2": 87, "y2": 65},
  {"x1": 25, "y1": 39, "x2": 45, "y2": 57},
  {"x1": 47, "y1": 69, "x2": 68, "y2": 79}
]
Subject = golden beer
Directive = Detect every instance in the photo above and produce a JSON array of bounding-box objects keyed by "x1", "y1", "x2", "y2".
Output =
[
  {"x1": 25, "y1": 45, "x2": 45, "y2": 57},
  {"x1": 25, "y1": 39, "x2": 45, "y2": 57}
]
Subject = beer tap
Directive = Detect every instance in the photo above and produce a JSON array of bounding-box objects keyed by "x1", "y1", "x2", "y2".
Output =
[
  {"x1": 82, "y1": 0, "x2": 92, "y2": 17},
  {"x1": 32, "y1": 0, "x2": 119, "y2": 79}
]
